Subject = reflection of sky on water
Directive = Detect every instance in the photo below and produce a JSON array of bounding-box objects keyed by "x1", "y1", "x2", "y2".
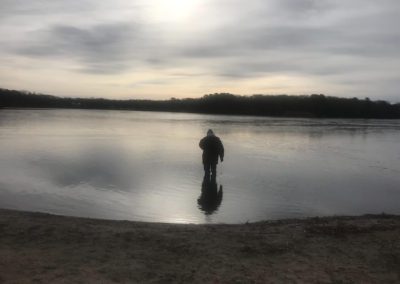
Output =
[{"x1": 0, "y1": 109, "x2": 400, "y2": 224}]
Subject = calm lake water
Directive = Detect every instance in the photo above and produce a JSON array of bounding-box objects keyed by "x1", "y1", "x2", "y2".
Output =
[{"x1": 0, "y1": 109, "x2": 399, "y2": 223}]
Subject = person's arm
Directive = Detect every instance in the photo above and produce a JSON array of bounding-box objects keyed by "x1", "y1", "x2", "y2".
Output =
[
  {"x1": 199, "y1": 137, "x2": 205, "y2": 150},
  {"x1": 219, "y1": 139, "x2": 224, "y2": 162}
]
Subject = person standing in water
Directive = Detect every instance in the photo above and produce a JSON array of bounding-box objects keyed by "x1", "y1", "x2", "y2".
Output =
[{"x1": 199, "y1": 129, "x2": 224, "y2": 177}]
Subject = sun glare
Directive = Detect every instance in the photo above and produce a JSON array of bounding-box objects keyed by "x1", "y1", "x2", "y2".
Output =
[{"x1": 151, "y1": 0, "x2": 201, "y2": 22}]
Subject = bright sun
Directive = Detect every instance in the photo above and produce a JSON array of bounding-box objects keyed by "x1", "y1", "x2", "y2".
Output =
[{"x1": 150, "y1": 0, "x2": 201, "y2": 22}]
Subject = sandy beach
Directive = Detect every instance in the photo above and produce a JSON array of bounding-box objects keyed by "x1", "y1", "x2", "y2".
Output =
[{"x1": 0, "y1": 209, "x2": 399, "y2": 283}]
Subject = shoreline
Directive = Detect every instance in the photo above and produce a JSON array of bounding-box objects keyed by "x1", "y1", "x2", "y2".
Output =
[{"x1": 1, "y1": 209, "x2": 399, "y2": 283}]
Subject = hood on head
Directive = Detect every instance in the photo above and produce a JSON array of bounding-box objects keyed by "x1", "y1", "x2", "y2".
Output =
[{"x1": 207, "y1": 129, "x2": 215, "y2": 136}]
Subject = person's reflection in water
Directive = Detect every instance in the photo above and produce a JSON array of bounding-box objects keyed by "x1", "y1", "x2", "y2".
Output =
[{"x1": 197, "y1": 174, "x2": 223, "y2": 215}]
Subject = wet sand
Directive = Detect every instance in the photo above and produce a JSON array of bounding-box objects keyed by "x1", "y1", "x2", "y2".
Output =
[{"x1": 0, "y1": 208, "x2": 399, "y2": 283}]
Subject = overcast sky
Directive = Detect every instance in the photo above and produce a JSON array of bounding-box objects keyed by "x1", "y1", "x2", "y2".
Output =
[{"x1": 1, "y1": 0, "x2": 399, "y2": 101}]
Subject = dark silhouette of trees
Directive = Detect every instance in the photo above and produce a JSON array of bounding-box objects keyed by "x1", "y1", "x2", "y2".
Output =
[{"x1": 1, "y1": 88, "x2": 399, "y2": 118}]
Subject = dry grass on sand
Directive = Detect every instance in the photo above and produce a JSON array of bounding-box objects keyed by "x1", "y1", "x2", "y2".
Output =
[{"x1": 0, "y1": 209, "x2": 399, "y2": 283}]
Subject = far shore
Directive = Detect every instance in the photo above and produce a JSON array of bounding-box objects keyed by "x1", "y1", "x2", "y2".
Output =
[{"x1": 0, "y1": 209, "x2": 399, "y2": 283}]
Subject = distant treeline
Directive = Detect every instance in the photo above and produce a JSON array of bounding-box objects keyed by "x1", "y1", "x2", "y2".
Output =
[{"x1": 1, "y1": 88, "x2": 400, "y2": 118}]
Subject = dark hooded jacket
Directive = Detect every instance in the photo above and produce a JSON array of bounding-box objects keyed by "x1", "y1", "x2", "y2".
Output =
[{"x1": 199, "y1": 135, "x2": 224, "y2": 164}]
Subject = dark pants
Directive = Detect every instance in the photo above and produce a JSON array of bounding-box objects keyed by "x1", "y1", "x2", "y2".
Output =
[{"x1": 204, "y1": 162, "x2": 217, "y2": 176}]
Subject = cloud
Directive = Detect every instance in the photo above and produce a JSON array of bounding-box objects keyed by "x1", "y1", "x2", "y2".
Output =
[
  {"x1": 173, "y1": 0, "x2": 400, "y2": 95},
  {"x1": 14, "y1": 23, "x2": 141, "y2": 73},
  {"x1": 0, "y1": 0, "x2": 399, "y2": 99}
]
